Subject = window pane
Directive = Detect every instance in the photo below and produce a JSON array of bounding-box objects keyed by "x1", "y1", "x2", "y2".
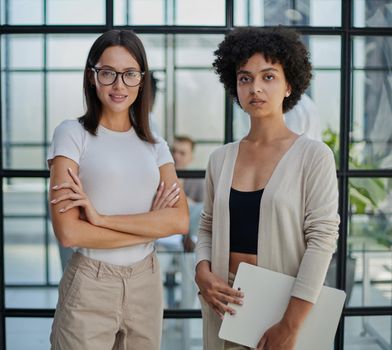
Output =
[
  {"x1": 114, "y1": 0, "x2": 225, "y2": 25},
  {"x1": 158, "y1": 251, "x2": 199, "y2": 309},
  {"x1": 175, "y1": 70, "x2": 224, "y2": 147},
  {"x1": 2, "y1": 0, "x2": 43, "y2": 25},
  {"x1": 175, "y1": 0, "x2": 225, "y2": 25},
  {"x1": 139, "y1": 34, "x2": 166, "y2": 70},
  {"x1": 0, "y1": 0, "x2": 4, "y2": 24},
  {"x1": 3, "y1": 178, "x2": 45, "y2": 216},
  {"x1": 6, "y1": 225, "x2": 60, "y2": 307},
  {"x1": 2, "y1": 72, "x2": 44, "y2": 143},
  {"x1": 348, "y1": 178, "x2": 392, "y2": 307},
  {"x1": 162, "y1": 317, "x2": 202, "y2": 349},
  {"x1": 309, "y1": 36, "x2": 341, "y2": 68},
  {"x1": 345, "y1": 316, "x2": 392, "y2": 349},
  {"x1": 8, "y1": 147, "x2": 44, "y2": 169},
  {"x1": 47, "y1": 34, "x2": 98, "y2": 69},
  {"x1": 234, "y1": 0, "x2": 341, "y2": 27},
  {"x1": 47, "y1": 0, "x2": 105, "y2": 25},
  {"x1": 149, "y1": 70, "x2": 166, "y2": 137},
  {"x1": 5, "y1": 218, "x2": 46, "y2": 285},
  {"x1": 47, "y1": 72, "x2": 84, "y2": 141},
  {"x1": 353, "y1": 36, "x2": 392, "y2": 69},
  {"x1": 1, "y1": 35, "x2": 43, "y2": 69},
  {"x1": 114, "y1": 0, "x2": 165, "y2": 25},
  {"x1": 191, "y1": 143, "x2": 221, "y2": 169},
  {"x1": 11, "y1": 74, "x2": 43, "y2": 144},
  {"x1": 4, "y1": 177, "x2": 48, "y2": 287},
  {"x1": 354, "y1": 0, "x2": 392, "y2": 27},
  {"x1": 351, "y1": 36, "x2": 392, "y2": 170},
  {"x1": 6, "y1": 318, "x2": 53, "y2": 349},
  {"x1": 175, "y1": 35, "x2": 223, "y2": 67},
  {"x1": 312, "y1": 71, "x2": 341, "y2": 167}
]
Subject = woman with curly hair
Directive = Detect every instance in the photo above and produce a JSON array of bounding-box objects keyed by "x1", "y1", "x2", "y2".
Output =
[{"x1": 195, "y1": 26, "x2": 340, "y2": 350}]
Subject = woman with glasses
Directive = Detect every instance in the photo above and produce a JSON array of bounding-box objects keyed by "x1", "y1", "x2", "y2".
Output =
[
  {"x1": 48, "y1": 30, "x2": 189, "y2": 350},
  {"x1": 195, "y1": 27, "x2": 340, "y2": 350}
]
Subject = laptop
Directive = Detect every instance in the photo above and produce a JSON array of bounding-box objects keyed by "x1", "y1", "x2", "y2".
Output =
[{"x1": 219, "y1": 263, "x2": 346, "y2": 349}]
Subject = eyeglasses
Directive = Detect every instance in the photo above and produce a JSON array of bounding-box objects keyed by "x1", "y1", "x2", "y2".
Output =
[{"x1": 91, "y1": 67, "x2": 145, "y2": 87}]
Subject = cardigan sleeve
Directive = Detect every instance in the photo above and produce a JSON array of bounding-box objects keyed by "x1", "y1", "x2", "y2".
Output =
[
  {"x1": 195, "y1": 156, "x2": 215, "y2": 266},
  {"x1": 291, "y1": 146, "x2": 340, "y2": 303}
]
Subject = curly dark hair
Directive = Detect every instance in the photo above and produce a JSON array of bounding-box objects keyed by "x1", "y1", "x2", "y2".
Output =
[{"x1": 213, "y1": 26, "x2": 312, "y2": 113}]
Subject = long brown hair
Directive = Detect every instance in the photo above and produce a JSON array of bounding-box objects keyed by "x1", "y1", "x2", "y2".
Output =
[{"x1": 79, "y1": 29, "x2": 155, "y2": 143}]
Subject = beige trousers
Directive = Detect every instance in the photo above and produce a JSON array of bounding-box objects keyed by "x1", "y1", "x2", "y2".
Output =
[{"x1": 50, "y1": 251, "x2": 163, "y2": 350}]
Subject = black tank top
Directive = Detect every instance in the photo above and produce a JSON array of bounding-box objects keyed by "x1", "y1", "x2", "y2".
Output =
[{"x1": 229, "y1": 187, "x2": 264, "y2": 254}]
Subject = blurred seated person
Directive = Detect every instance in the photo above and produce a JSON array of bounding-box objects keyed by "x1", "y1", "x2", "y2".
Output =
[
  {"x1": 172, "y1": 136, "x2": 205, "y2": 252},
  {"x1": 172, "y1": 136, "x2": 204, "y2": 203}
]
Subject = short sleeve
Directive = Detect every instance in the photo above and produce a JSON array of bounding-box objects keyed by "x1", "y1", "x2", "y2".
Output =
[
  {"x1": 47, "y1": 120, "x2": 85, "y2": 169},
  {"x1": 153, "y1": 135, "x2": 174, "y2": 167}
]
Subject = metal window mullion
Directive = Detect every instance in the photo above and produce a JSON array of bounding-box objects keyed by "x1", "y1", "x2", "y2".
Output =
[
  {"x1": 226, "y1": 0, "x2": 234, "y2": 29},
  {"x1": 43, "y1": 33, "x2": 50, "y2": 287},
  {"x1": 4, "y1": 25, "x2": 382, "y2": 36},
  {"x1": 126, "y1": 0, "x2": 130, "y2": 25},
  {"x1": 106, "y1": 0, "x2": 114, "y2": 29},
  {"x1": 225, "y1": 0, "x2": 234, "y2": 143},
  {"x1": 334, "y1": 1, "x2": 353, "y2": 349},
  {"x1": 0, "y1": 25, "x2": 6, "y2": 350},
  {"x1": 171, "y1": 35, "x2": 176, "y2": 145},
  {"x1": 172, "y1": 0, "x2": 176, "y2": 25},
  {"x1": 43, "y1": 0, "x2": 47, "y2": 25},
  {"x1": 246, "y1": 0, "x2": 250, "y2": 26},
  {"x1": 165, "y1": 34, "x2": 174, "y2": 143},
  {"x1": 4, "y1": 36, "x2": 10, "y2": 173}
]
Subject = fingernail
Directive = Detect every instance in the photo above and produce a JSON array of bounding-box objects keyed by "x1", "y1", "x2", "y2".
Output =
[
  {"x1": 50, "y1": 199, "x2": 57, "y2": 203},
  {"x1": 161, "y1": 181, "x2": 164, "y2": 187},
  {"x1": 59, "y1": 208, "x2": 65, "y2": 213},
  {"x1": 52, "y1": 185, "x2": 58, "y2": 190},
  {"x1": 239, "y1": 300, "x2": 243, "y2": 305},
  {"x1": 172, "y1": 183, "x2": 177, "y2": 188},
  {"x1": 68, "y1": 168, "x2": 72, "y2": 172},
  {"x1": 175, "y1": 188, "x2": 180, "y2": 192},
  {"x1": 230, "y1": 310, "x2": 236, "y2": 315}
]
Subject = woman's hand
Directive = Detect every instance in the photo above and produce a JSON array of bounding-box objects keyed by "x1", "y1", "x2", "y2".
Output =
[
  {"x1": 195, "y1": 261, "x2": 243, "y2": 319},
  {"x1": 256, "y1": 320, "x2": 299, "y2": 350},
  {"x1": 256, "y1": 296, "x2": 311, "y2": 349},
  {"x1": 51, "y1": 168, "x2": 102, "y2": 226},
  {"x1": 151, "y1": 181, "x2": 180, "y2": 210}
]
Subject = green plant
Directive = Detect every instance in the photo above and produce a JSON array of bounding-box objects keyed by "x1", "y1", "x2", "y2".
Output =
[{"x1": 322, "y1": 128, "x2": 390, "y2": 248}]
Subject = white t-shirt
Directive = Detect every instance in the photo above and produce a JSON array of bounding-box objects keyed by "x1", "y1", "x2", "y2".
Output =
[{"x1": 48, "y1": 119, "x2": 174, "y2": 265}]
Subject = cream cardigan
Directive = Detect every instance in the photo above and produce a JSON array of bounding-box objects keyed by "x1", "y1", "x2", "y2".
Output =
[{"x1": 195, "y1": 135, "x2": 340, "y2": 350}]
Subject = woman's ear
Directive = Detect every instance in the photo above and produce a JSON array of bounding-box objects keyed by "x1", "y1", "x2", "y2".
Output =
[
  {"x1": 87, "y1": 70, "x2": 95, "y2": 87},
  {"x1": 285, "y1": 83, "x2": 291, "y2": 97}
]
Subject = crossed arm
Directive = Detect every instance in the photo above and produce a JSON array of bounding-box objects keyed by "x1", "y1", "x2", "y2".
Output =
[{"x1": 49, "y1": 156, "x2": 189, "y2": 249}]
